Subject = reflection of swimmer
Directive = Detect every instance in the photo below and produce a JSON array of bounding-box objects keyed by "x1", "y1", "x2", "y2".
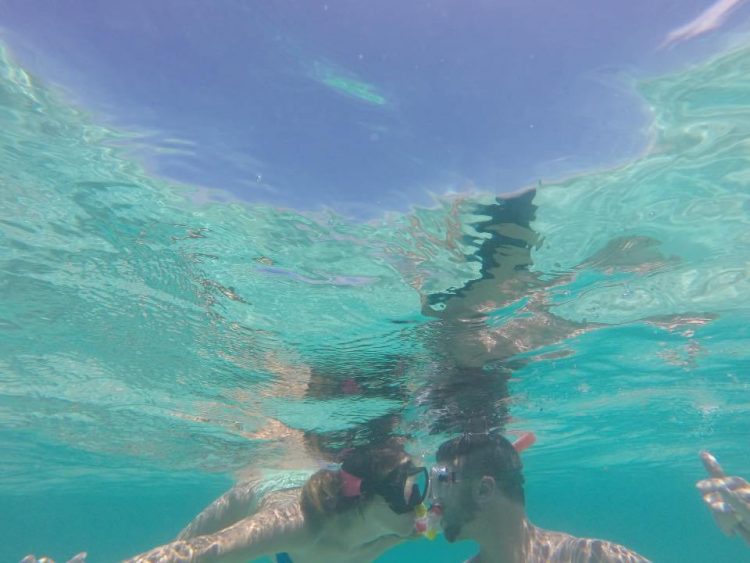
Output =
[
  {"x1": 246, "y1": 192, "x2": 546, "y2": 464},
  {"x1": 697, "y1": 451, "x2": 750, "y2": 546},
  {"x1": 418, "y1": 190, "x2": 546, "y2": 435},
  {"x1": 430, "y1": 433, "x2": 651, "y2": 562},
  {"x1": 159, "y1": 188, "x2": 686, "y2": 561},
  {"x1": 127, "y1": 440, "x2": 429, "y2": 563},
  {"x1": 415, "y1": 189, "x2": 697, "y2": 436}
]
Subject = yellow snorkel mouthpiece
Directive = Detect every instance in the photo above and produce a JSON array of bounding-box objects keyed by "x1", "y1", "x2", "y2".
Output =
[{"x1": 414, "y1": 503, "x2": 439, "y2": 540}]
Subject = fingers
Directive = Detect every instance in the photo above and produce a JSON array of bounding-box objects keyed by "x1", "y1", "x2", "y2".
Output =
[
  {"x1": 699, "y1": 473, "x2": 750, "y2": 543},
  {"x1": 722, "y1": 487, "x2": 750, "y2": 526},
  {"x1": 697, "y1": 451, "x2": 750, "y2": 545},
  {"x1": 702, "y1": 491, "x2": 741, "y2": 536},
  {"x1": 697, "y1": 476, "x2": 749, "y2": 494},
  {"x1": 700, "y1": 450, "x2": 726, "y2": 478}
]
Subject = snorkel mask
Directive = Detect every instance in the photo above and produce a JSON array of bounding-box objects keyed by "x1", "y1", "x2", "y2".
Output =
[
  {"x1": 339, "y1": 462, "x2": 430, "y2": 515},
  {"x1": 376, "y1": 463, "x2": 430, "y2": 514},
  {"x1": 428, "y1": 431, "x2": 536, "y2": 502}
]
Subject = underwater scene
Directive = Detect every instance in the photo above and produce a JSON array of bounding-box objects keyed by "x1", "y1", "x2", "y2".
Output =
[{"x1": 1, "y1": 3, "x2": 750, "y2": 563}]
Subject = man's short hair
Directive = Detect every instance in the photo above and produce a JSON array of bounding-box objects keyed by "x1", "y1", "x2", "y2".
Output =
[{"x1": 436, "y1": 433, "x2": 525, "y2": 505}]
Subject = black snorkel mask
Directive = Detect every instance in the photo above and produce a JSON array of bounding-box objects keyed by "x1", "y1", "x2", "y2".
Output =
[{"x1": 374, "y1": 463, "x2": 430, "y2": 514}]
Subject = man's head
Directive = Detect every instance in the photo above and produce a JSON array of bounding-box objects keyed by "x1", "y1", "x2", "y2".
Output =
[{"x1": 433, "y1": 433, "x2": 525, "y2": 542}]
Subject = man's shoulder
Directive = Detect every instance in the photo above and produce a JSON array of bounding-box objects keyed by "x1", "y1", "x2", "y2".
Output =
[{"x1": 532, "y1": 528, "x2": 651, "y2": 563}]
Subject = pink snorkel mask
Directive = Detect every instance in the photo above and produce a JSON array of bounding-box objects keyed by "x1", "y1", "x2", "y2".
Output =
[{"x1": 340, "y1": 469, "x2": 363, "y2": 497}]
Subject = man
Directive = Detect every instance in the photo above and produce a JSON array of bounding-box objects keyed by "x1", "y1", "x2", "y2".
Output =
[{"x1": 432, "y1": 433, "x2": 651, "y2": 562}]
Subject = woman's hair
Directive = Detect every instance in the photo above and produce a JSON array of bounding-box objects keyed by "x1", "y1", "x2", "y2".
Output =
[{"x1": 300, "y1": 438, "x2": 409, "y2": 529}]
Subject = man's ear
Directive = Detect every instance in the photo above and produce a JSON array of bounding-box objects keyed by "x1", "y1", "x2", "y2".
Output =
[{"x1": 473, "y1": 476, "x2": 496, "y2": 504}]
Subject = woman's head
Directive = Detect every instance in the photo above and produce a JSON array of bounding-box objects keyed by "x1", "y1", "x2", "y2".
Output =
[{"x1": 300, "y1": 438, "x2": 427, "y2": 530}]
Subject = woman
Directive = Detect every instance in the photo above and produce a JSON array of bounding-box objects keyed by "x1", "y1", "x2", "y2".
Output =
[{"x1": 127, "y1": 439, "x2": 429, "y2": 563}]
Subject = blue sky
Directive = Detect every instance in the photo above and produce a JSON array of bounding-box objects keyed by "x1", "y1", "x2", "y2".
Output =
[{"x1": 1, "y1": 0, "x2": 748, "y2": 217}]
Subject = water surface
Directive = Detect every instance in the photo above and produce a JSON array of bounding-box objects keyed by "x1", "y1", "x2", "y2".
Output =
[{"x1": 1, "y1": 38, "x2": 749, "y2": 562}]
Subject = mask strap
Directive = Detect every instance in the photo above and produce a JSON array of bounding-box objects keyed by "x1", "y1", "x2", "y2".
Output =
[{"x1": 340, "y1": 469, "x2": 363, "y2": 497}]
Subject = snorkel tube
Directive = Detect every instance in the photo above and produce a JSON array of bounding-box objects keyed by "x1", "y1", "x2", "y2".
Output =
[{"x1": 512, "y1": 431, "x2": 536, "y2": 453}]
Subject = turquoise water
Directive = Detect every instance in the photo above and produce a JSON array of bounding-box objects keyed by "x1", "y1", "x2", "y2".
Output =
[{"x1": 1, "y1": 36, "x2": 749, "y2": 563}]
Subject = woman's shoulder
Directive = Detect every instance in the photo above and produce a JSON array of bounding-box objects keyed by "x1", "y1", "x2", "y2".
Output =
[
  {"x1": 248, "y1": 469, "x2": 313, "y2": 496},
  {"x1": 259, "y1": 487, "x2": 304, "y2": 512}
]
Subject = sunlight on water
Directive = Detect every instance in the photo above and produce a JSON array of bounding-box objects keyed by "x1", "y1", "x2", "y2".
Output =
[{"x1": 1, "y1": 39, "x2": 749, "y2": 562}]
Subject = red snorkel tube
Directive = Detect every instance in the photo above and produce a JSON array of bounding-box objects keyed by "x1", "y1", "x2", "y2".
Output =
[{"x1": 512, "y1": 431, "x2": 536, "y2": 453}]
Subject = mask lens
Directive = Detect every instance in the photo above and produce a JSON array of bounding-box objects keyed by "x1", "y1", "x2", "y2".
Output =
[
  {"x1": 403, "y1": 467, "x2": 429, "y2": 506},
  {"x1": 430, "y1": 466, "x2": 456, "y2": 501},
  {"x1": 432, "y1": 466, "x2": 451, "y2": 483}
]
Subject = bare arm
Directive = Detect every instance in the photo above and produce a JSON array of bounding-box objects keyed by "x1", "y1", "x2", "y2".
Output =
[
  {"x1": 177, "y1": 479, "x2": 263, "y2": 540},
  {"x1": 127, "y1": 492, "x2": 306, "y2": 563}
]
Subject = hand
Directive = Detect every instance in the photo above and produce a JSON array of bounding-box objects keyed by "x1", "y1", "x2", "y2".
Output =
[{"x1": 696, "y1": 450, "x2": 750, "y2": 545}]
